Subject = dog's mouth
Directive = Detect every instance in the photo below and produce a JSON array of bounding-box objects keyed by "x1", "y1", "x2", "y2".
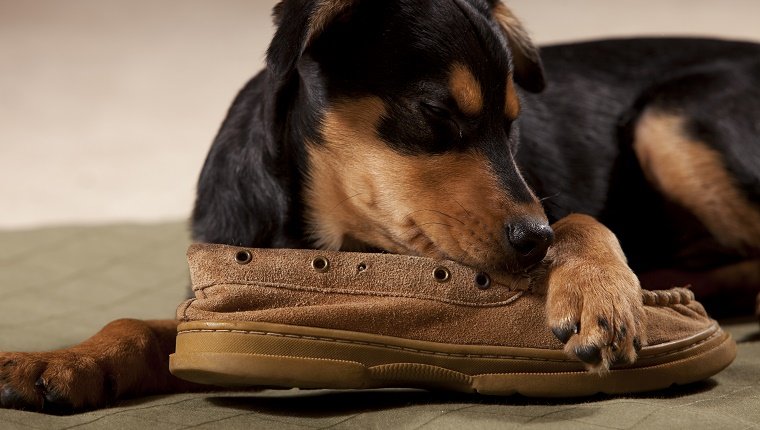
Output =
[
  {"x1": 338, "y1": 218, "x2": 549, "y2": 276},
  {"x1": 342, "y1": 240, "x2": 543, "y2": 276},
  {"x1": 338, "y1": 235, "x2": 388, "y2": 255}
]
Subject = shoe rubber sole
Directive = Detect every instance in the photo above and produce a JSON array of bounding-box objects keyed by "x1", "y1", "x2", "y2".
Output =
[{"x1": 169, "y1": 320, "x2": 736, "y2": 397}]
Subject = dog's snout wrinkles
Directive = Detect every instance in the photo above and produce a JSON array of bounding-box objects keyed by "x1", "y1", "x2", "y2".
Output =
[{"x1": 507, "y1": 220, "x2": 554, "y2": 266}]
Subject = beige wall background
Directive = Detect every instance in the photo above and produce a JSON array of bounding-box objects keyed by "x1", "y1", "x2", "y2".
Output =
[{"x1": 2, "y1": 0, "x2": 759, "y2": 229}]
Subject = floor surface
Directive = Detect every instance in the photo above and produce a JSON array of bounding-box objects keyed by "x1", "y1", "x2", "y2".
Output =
[{"x1": 0, "y1": 222, "x2": 758, "y2": 429}]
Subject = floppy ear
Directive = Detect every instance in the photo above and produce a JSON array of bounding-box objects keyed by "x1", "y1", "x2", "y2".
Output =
[
  {"x1": 268, "y1": 0, "x2": 358, "y2": 85},
  {"x1": 491, "y1": 2, "x2": 546, "y2": 93},
  {"x1": 193, "y1": 2, "x2": 363, "y2": 249},
  {"x1": 191, "y1": 76, "x2": 299, "y2": 248}
]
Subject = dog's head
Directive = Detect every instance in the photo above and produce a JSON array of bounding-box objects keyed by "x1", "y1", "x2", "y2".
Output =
[{"x1": 269, "y1": 0, "x2": 551, "y2": 273}]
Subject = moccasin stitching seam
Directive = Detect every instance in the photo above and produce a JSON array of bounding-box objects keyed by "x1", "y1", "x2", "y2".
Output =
[{"x1": 193, "y1": 281, "x2": 524, "y2": 308}]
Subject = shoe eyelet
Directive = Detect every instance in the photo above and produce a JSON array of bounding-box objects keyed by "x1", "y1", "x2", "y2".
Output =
[
  {"x1": 432, "y1": 266, "x2": 450, "y2": 283},
  {"x1": 234, "y1": 250, "x2": 252, "y2": 265},
  {"x1": 474, "y1": 272, "x2": 491, "y2": 289},
  {"x1": 311, "y1": 256, "x2": 330, "y2": 273},
  {"x1": 357, "y1": 262, "x2": 367, "y2": 272}
]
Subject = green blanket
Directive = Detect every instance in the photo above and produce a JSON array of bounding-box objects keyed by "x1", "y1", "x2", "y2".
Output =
[{"x1": 1, "y1": 223, "x2": 758, "y2": 429}]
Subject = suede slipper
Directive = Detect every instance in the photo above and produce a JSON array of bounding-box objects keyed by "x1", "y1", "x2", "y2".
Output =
[{"x1": 169, "y1": 244, "x2": 736, "y2": 397}]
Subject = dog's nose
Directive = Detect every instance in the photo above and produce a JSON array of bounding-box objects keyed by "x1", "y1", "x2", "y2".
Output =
[{"x1": 507, "y1": 220, "x2": 554, "y2": 267}]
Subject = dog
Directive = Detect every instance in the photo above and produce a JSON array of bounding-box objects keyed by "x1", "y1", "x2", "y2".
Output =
[{"x1": 2, "y1": 0, "x2": 759, "y2": 413}]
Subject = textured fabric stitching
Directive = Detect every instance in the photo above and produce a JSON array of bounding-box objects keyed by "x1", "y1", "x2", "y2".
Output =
[{"x1": 194, "y1": 281, "x2": 525, "y2": 308}]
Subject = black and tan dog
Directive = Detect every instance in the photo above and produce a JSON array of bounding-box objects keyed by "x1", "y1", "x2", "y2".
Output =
[{"x1": 2, "y1": 0, "x2": 760, "y2": 412}]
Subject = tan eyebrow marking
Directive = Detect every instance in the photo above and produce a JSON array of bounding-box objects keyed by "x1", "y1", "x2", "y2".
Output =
[
  {"x1": 449, "y1": 63, "x2": 484, "y2": 116},
  {"x1": 505, "y1": 73, "x2": 521, "y2": 119}
]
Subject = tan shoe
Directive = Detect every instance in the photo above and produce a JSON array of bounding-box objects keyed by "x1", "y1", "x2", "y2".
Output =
[{"x1": 169, "y1": 244, "x2": 736, "y2": 397}]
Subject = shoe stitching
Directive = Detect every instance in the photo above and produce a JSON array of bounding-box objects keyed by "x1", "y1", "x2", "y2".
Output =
[
  {"x1": 192, "y1": 282, "x2": 699, "y2": 310},
  {"x1": 194, "y1": 281, "x2": 525, "y2": 308}
]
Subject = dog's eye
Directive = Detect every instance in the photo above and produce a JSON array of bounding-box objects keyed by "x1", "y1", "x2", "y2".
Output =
[
  {"x1": 420, "y1": 102, "x2": 452, "y2": 119},
  {"x1": 420, "y1": 102, "x2": 462, "y2": 139}
]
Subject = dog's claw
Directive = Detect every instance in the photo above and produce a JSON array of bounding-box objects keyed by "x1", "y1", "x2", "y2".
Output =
[
  {"x1": 545, "y1": 263, "x2": 645, "y2": 372},
  {"x1": 616, "y1": 325, "x2": 627, "y2": 344},
  {"x1": 552, "y1": 325, "x2": 576, "y2": 344},
  {"x1": 574, "y1": 345, "x2": 602, "y2": 365},
  {"x1": 34, "y1": 377, "x2": 70, "y2": 412}
]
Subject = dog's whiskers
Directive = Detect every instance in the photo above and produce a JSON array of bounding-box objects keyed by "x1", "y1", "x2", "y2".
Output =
[
  {"x1": 401, "y1": 209, "x2": 465, "y2": 225},
  {"x1": 394, "y1": 218, "x2": 452, "y2": 259},
  {"x1": 329, "y1": 191, "x2": 365, "y2": 212},
  {"x1": 400, "y1": 221, "x2": 454, "y2": 241},
  {"x1": 453, "y1": 199, "x2": 473, "y2": 218},
  {"x1": 411, "y1": 221, "x2": 455, "y2": 230},
  {"x1": 539, "y1": 192, "x2": 561, "y2": 203}
]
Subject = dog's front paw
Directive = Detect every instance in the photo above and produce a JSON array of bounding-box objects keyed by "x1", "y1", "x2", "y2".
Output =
[
  {"x1": 546, "y1": 261, "x2": 646, "y2": 372},
  {"x1": 0, "y1": 351, "x2": 112, "y2": 413}
]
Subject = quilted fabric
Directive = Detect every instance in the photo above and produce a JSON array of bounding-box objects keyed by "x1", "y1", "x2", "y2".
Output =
[{"x1": 0, "y1": 222, "x2": 758, "y2": 429}]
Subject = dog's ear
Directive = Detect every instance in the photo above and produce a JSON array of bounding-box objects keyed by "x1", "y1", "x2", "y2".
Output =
[
  {"x1": 490, "y1": 1, "x2": 545, "y2": 93},
  {"x1": 268, "y1": 0, "x2": 358, "y2": 83}
]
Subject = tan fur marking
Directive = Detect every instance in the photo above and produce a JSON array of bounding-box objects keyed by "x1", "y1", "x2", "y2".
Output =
[
  {"x1": 505, "y1": 73, "x2": 520, "y2": 119},
  {"x1": 304, "y1": 0, "x2": 355, "y2": 47},
  {"x1": 492, "y1": 2, "x2": 540, "y2": 65},
  {"x1": 449, "y1": 63, "x2": 484, "y2": 116},
  {"x1": 305, "y1": 96, "x2": 544, "y2": 271},
  {"x1": 634, "y1": 110, "x2": 760, "y2": 253}
]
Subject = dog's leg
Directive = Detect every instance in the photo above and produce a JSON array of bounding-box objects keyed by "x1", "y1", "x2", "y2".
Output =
[
  {"x1": 633, "y1": 106, "x2": 760, "y2": 317},
  {"x1": 633, "y1": 108, "x2": 760, "y2": 256},
  {"x1": 0, "y1": 319, "x2": 205, "y2": 413},
  {"x1": 542, "y1": 214, "x2": 646, "y2": 371}
]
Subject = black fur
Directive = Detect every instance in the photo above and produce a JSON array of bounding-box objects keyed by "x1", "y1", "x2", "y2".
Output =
[
  {"x1": 192, "y1": 0, "x2": 760, "y2": 311},
  {"x1": 507, "y1": 38, "x2": 760, "y2": 269}
]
